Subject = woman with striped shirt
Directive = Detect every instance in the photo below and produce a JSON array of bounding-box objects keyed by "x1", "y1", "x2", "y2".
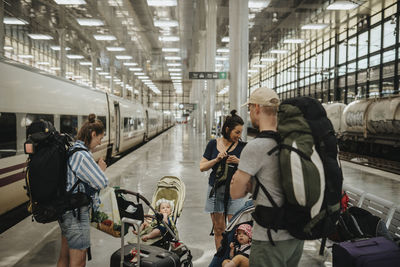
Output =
[{"x1": 57, "y1": 114, "x2": 109, "y2": 267}]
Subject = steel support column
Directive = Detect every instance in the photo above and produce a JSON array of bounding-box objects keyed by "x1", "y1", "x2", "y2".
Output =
[
  {"x1": 229, "y1": 0, "x2": 249, "y2": 140},
  {"x1": 205, "y1": 0, "x2": 217, "y2": 140},
  {"x1": 0, "y1": 0, "x2": 5, "y2": 57}
]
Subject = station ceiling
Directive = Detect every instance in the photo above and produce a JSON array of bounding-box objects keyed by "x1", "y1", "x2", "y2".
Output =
[{"x1": 3, "y1": 0, "x2": 379, "y2": 96}]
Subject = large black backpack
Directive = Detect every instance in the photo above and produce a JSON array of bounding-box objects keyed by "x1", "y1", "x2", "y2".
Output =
[
  {"x1": 252, "y1": 97, "x2": 343, "y2": 244},
  {"x1": 24, "y1": 120, "x2": 91, "y2": 223}
]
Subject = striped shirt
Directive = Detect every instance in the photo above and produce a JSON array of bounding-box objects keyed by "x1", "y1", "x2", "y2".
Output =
[{"x1": 67, "y1": 140, "x2": 109, "y2": 210}]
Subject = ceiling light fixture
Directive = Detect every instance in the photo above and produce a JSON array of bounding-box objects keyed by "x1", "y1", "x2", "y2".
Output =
[
  {"x1": 248, "y1": 0, "x2": 271, "y2": 9},
  {"x1": 147, "y1": 0, "x2": 177, "y2": 6},
  {"x1": 4, "y1": 46, "x2": 13, "y2": 50},
  {"x1": 50, "y1": 46, "x2": 71, "y2": 51},
  {"x1": 123, "y1": 62, "x2": 138, "y2": 66},
  {"x1": 165, "y1": 56, "x2": 181, "y2": 60},
  {"x1": 260, "y1": 57, "x2": 277, "y2": 62},
  {"x1": 37, "y1": 61, "x2": 50, "y2": 65},
  {"x1": 27, "y1": 34, "x2": 53, "y2": 40},
  {"x1": 248, "y1": 69, "x2": 258, "y2": 73},
  {"x1": 253, "y1": 64, "x2": 266, "y2": 68},
  {"x1": 18, "y1": 55, "x2": 34, "y2": 59},
  {"x1": 93, "y1": 34, "x2": 116, "y2": 41},
  {"x1": 216, "y1": 56, "x2": 229, "y2": 61},
  {"x1": 217, "y1": 48, "x2": 229, "y2": 53},
  {"x1": 301, "y1": 23, "x2": 329, "y2": 30},
  {"x1": 154, "y1": 20, "x2": 179, "y2": 28},
  {"x1": 129, "y1": 67, "x2": 143, "y2": 71},
  {"x1": 283, "y1": 38, "x2": 305, "y2": 44},
  {"x1": 159, "y1": 36, "x2": 180, "y2": 42},
  {"x1": 76, "y1": 18, "x2": 104, "y2": 26},
  {"x1": 270, "y1": 49, "x2": 289, "y2": 54},
  {"x1": 3, "y1": 17, "x2": 28, "y2": 25},
  {"x1": 327, "y1": 1, "x2": 359, "y2": 10},
  {"x1": 167, "y1": 63, "x2": 181, "y2": 67},
  {"x1": 54, "y1": 0, "x2": 86, "y2": 4},
  {"x1": 66, "y1": 54, "x2": 84, "y2": 59},
  {"x1": 168, "y1": 68, "x2": 182, "y2": 72},
  {"x1": 79, "y1": 61, "x2": 92, "y2": 65},
  {"x1": 106, "y1": 47, "x2": 126, "y2": 51},
  {"x1": 134, "y1": 72, "x2": 146, "y2": 76},
  {"x1": 221, "y1": 37, "x2": 230, "y2": 43},
  {"x1": 162, "y1": 48, "x2": 180, "y2": 52},
  {"x1": 115, "y1": 55, "x2": 133, "y2": 60}
]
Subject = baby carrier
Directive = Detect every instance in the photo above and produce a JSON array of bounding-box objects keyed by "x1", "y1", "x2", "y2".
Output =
[{"x1": 209, "y1": 200, "x2": 254, "y2": 267}]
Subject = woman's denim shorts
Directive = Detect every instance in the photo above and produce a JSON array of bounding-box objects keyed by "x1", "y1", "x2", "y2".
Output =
[
  {"x1": 205, "y1": 185, "x2": 246, "y2": 215},
  {"x1": 58, "y1": 206, "x2": 91, "y2": 250}
]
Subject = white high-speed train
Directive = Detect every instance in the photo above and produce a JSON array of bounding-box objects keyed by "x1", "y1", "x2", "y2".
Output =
[{"x1": 0, "y1": 59, "x2": 174, "y2": 216}]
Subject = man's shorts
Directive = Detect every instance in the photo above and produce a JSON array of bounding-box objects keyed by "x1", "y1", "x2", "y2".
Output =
[{"x1": 58, "y1": 206, "x2": 91, "y2": 250}]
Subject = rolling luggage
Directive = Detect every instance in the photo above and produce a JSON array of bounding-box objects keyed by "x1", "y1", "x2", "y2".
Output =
[
  {"x1": 333, "y1": 237, "x2": 400, "y2": 267},
  {"x1": 110, "y1": 243, "x2": 180, "y2": 267}
]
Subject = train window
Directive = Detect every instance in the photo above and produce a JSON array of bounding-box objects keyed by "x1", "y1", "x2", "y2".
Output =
[
  {"x1": 60, "y1": 115, "x2": 78, "y2": 138},
  {"x1": 0, "y1": 112, "x2": 17, "y2": 159}
]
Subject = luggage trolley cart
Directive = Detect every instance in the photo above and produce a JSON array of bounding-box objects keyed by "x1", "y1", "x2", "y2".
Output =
[{"x1": 110, "y1": 189, "x2": 193, "y2": 267}]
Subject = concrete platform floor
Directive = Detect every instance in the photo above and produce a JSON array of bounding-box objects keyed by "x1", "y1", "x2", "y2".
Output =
[{"x1": 2, "y1": 124, "x2": 400, "y2": 267}]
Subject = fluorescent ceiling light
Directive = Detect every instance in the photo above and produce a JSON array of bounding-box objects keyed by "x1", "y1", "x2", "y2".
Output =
[
  {"x1": 129, "y1": 67, "x2": 143, "y2": 71},
  {"x1": 159, "y1": 36, "x2": 180, "y2": 42},
  {"x1": 253, "y1": 64, "x2": 266, "y2": 68},
  {"x1": 27, "y1": 34, "x2": 53, "y2": 40},
  {"x1": 18, "y1": 54, "x2": 33, "y2": 59},
  {"x1": 162, "y1": 48, "x2": 180, "y2": 52},
  {"x1": 37, "y1": 61, "x2": 50, "y2": 65},
  {"x1": 4, "y1": 46, "x2": 13, "y2": 50},
  {"x1": 54, "y1": 0, "x2": 86, "y2": 4},
  {"x1": 123, "y1": 62, "x2": 138, "y2": 66},
  {"x1": 154, "y1": 20, "x2": 179, "y2": 28},
  {"x1": 327, "y1": 1, "x2": 359, "y2": 10},
  {"x1": 171, "y1": 77, "x2": 181, "y2": 79},
  {"x1": 260, "y1": 57, "x2": 277, "y2": 62},
  {"x1": 217, "y1": 48, "x2": 229, "y2": 53},
  {"x1": 67, "y1": 55, "x2": 84, "y2": 59},
  {"x1": 248, "y1": 0, "x2": 271, "y2": 9},
  {"x1": 283, "y1": 38, "x2": 305, "y2": 44},
  {"x1": 76, "y1": 18, "x2": 104, "y2": 26},
  {"x1": 134, "y1": 72, "x2": 146, "y2": 76},
  {"x1": 216, "y1": 56, "x2": 229, "y2": 61},
  {"x1": 221, "y1": 37, "x2": 229, "y2": 43},
  {"x1": 147, "y1": 0, "x2": 177, "y2": 6},
  {"x1": 50, "y1": 67, "x2": 61, "y2": 70},
  {"x1": 170, "y1": 73, "x2": 181, "y2": 76},
  {"x1": 115, "y1": 55, "x2": 133, "y2": 60},
  {"x1": 93, "y1": 34, "x2": 116, "y2": 41},
  {"x1": 3, "y1": 17, "x2": 28, "y2": 25},
  {"x1": 50, "y1": 46, "x2": 71, "y2": 51},
  {"x1": 215, "y1": 63, "x2": 224, "y2": 67},
  {"x1": 134, "y1": 90, "x2": 139, "y2": 94},
  {"x1": 138, "y1": 76, "x2": 149, "y2": 79},
  {"x1": 270, "y1": 49, "x2": 289, "y2": 54},
  {"x1": 98, "y1": 72, "x2": 109, "y2": 75},
  {"x1": 106, "y1": 47, "x2": 125, "y2": 51},
  {"x1": 90, "y1": 67, "x2": 102, "y2": 70},
  {"x1": 167, "y1": 63, "x2": 181, "y2": 67},
  {"x1": 165, "y1": 56, "x2": 181, "y2": 60},
  {"x1": 79, "y1": 61, "x2": 92, "y2": 66},
  {"x1": 301, "y1": 23, "x2": 329, "y2": 30},
  {"x1": 105, "y1": 76, "x2": 112, "y2": 79},
  {"x1": 248, "y1": 69, "x2": 258, "y2": 73},
  {"x1": 168, "y1": 68, "x2": 181, "y2": 72}
]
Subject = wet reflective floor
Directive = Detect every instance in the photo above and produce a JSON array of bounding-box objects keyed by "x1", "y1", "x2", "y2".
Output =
[{"x1": 4, "y1": 124, "x2": 400, "y2": 267}]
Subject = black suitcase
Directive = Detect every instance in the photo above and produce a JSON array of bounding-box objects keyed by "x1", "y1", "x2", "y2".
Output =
[
  {"x1": 110, "y1": 243, "x2": 180, "y2": 267},
  {"x1": 333, "y1": 237, "x2": 400, "y2": 267}
]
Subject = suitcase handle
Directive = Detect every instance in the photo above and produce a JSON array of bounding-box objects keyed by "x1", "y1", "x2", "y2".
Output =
[{"x1": 354, "y1": 240, "x2": 378, "y2": 248}]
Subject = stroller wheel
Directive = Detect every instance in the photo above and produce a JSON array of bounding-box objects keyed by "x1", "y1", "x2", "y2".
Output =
[{"x1": 181, "y1": 259, "x2": 193, "y2": 267}]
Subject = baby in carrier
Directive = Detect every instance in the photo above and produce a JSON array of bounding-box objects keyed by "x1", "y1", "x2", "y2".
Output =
[{"x1": 222, "y1": 224, "x2": 252, "y2": 267}]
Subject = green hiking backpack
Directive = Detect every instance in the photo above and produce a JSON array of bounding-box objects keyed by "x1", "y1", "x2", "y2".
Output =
[{"x1": 252, "y1": 97, "x2": 343, "y2": 244}]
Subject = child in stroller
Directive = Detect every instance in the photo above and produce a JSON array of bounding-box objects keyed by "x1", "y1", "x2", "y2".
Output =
[
  {"x1": 222, "y1": 224, "x2": 252, "y2": 267},
  {"x1": 136, "y1": 198, "x2": 181, "y2": 250}
]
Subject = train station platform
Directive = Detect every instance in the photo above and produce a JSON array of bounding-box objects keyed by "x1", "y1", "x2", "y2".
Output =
[{"x1": 1, "y1": 124, "x2": 400, "y2": 267}]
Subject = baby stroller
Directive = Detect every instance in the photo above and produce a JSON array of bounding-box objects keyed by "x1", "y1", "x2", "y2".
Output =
[
  {"x1": 110, "y1": 176, "x2": 192, "y2": 267},
  {"x1": 209, "y1": 200, "x2": 254, "y2": 267}
]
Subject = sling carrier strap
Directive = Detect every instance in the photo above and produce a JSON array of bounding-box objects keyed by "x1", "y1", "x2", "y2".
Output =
[{"x1": 234, "y1": 244, "x2": 251, "y2": 258}]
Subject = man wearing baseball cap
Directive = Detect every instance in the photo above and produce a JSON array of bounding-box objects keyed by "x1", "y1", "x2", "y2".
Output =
[{"x1": 230, "y1": 87, "x2": 304, "y2": 267}]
